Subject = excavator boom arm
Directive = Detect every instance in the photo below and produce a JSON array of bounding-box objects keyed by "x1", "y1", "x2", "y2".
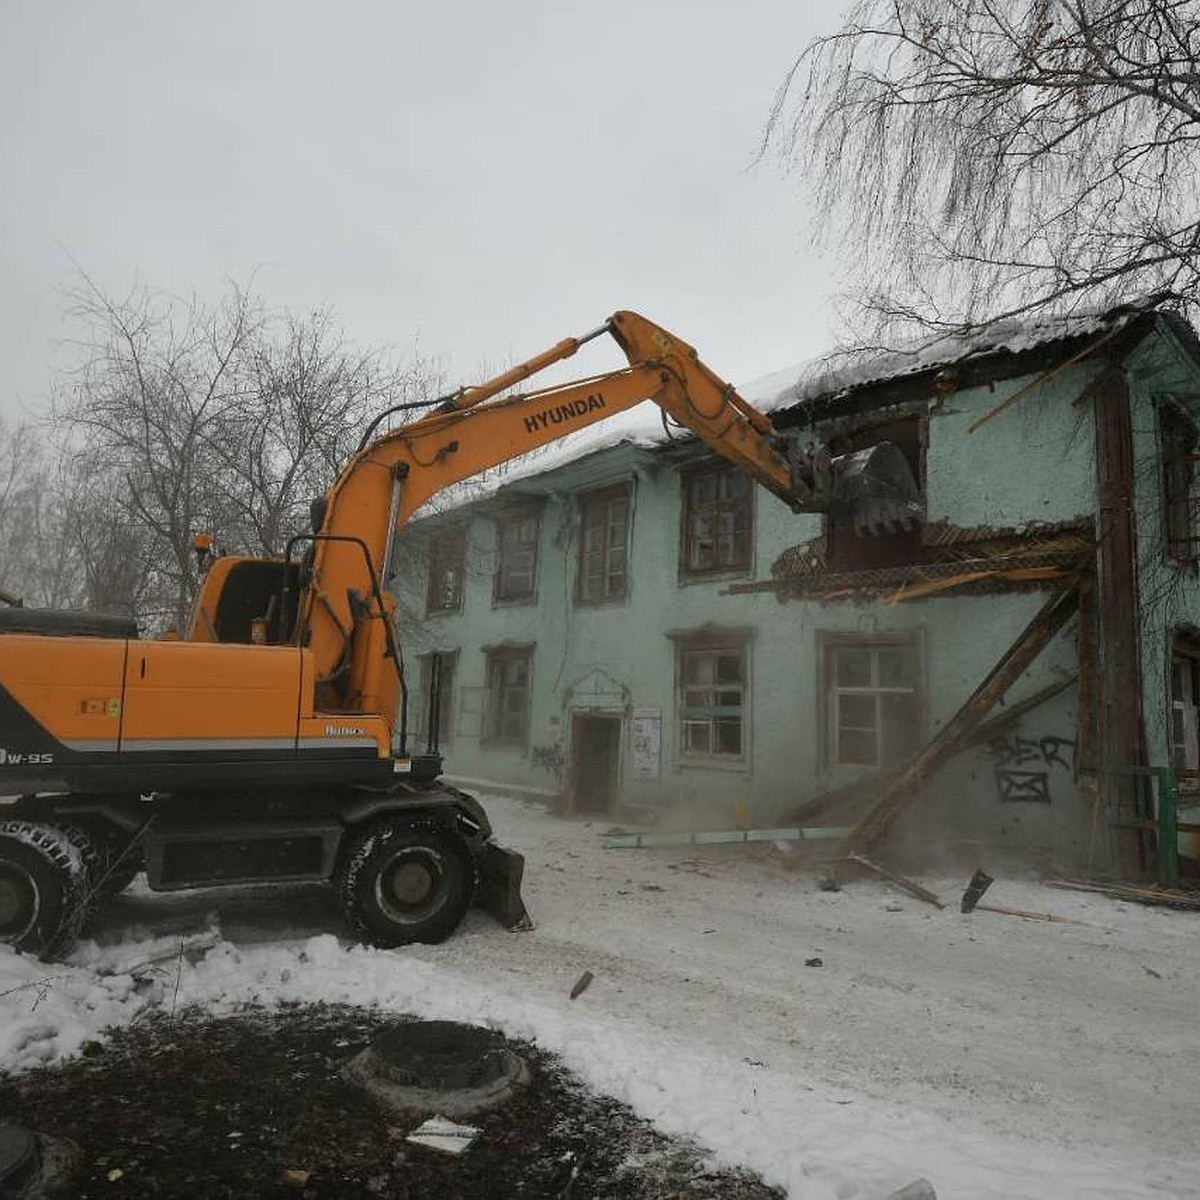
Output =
[{"x1": 299, "y1": 312, "x2": 808, "y2": 711}]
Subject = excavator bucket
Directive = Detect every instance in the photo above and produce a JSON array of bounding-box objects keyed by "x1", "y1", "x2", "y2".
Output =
[
  {"x1": 474, "y1": 841, "x2": 533, "y2": 930},
  {"x1": 828, "y1": 441, "x2": 924, "y2": 535}
]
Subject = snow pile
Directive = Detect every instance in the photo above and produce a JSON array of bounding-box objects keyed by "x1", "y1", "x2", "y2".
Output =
[
  {"x1": 0, "y1": 922, "x2": 1175, "y2": 1200},
  {"x1": 0, "y1": 944, "x2": 141, "y2": 1071},
  {"x1": 2, "y1": 793, "x2": 1196, "y2": 1198}
]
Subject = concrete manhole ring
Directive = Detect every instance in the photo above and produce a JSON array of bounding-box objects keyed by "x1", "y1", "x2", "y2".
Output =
[{"x1": 344, "y1": 1021, "x2": 530, "y2": 1117}]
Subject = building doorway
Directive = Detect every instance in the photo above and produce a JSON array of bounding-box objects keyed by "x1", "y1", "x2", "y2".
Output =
[{"x1": 570, "y1": 714, "x2": 621, "y2": 813}]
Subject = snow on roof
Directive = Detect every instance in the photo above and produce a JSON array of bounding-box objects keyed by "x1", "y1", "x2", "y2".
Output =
[
  {"x1": 414, "y1": 299, "x2": 1169, "y2": 521},
  {"x1": 762, "y1": 303, "x2": 1157, "y2": 411}
]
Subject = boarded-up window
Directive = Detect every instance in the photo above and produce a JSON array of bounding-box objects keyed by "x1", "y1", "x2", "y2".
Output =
[
  {"x1": 681, "y1": 465, "x2": 751, "y2": 577},
  {"x1": 677, "y1": 638, "x2": 748, "y2": 760},
  {"x1": 825, "y1": 636, "x2": 921, "y2": 768},
  {"x1": 426, "y1": 527, "x2": 466, "y2": 613},
  {"x1": 484, "y1": 646, "x2": 533, "y2": 744},
  {"x1": 1161, "y1": 405, "x2": 1198, "y2": 564},
  {"x1": 577, "y1": 485, "x2": 630, "y2": 604},
  {"x1": 494, "y1": 510, "x2": 540, "y2": 603},
  {"x1": 826, "y1": 417, "x2": 924, "y2": 572}
]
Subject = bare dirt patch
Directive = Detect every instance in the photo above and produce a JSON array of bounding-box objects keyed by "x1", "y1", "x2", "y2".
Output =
[{"x1": 0, "y1": 1003, "x2": 782, "y2": 1199}]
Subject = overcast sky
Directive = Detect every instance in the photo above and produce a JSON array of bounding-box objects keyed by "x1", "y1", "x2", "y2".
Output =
[{"x1": 1, "y1": 1, "x2": 848, "y2": 415}]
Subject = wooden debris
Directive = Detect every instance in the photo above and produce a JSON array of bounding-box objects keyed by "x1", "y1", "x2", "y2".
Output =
[
  {"x1": 569, "y1": 971, "x2": 594, "y2": 1000},
  {"x1": 886, "y1": 565, "x2": 1064, "y2": 604},
  {"x1": 846, "y1": 853, "x2": 946, "y2": 909},
  {"x1": 1047, "y1": 878, "x2": 1200, "y2": 910},
  {"x1": 842, "y1": 574, "x2": 1083, "y2": 854},
  {"x1": 283, "y1": 1168, "x2": 312, "y2": 1188},
  {"x1": 975, "y1": 903, "x2": 1079, "y2": 925},
  {"x1": 965, "y1": 676, "x2": 1077, "y2": 747}
]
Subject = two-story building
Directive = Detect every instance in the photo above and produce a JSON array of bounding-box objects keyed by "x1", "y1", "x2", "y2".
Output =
[{"x1": 390, "y1": 300, "x2": 1200, "y2": 874}]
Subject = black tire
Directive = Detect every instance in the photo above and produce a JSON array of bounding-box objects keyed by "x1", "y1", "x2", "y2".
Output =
[
  {"x1": 59, "y1": 823, "x2": 102, "y2": 928},
  {"x1": 0, "y1": 821, "x2": 90, "y2": 960},
  {"x1": 336, "y1": 821, "x2": 476, "y2": 948}
]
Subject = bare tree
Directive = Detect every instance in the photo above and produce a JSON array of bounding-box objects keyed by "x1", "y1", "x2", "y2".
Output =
[
  {"x1": 0, "y1": 416, "x2": 58, "y2": 604},
  {"x1": 213, "y1": 308, "x2": 444, "y2": 556},
  {"x1": 47, "y1": 273, "x2": 447, "y2": 631},
  {"x1": 55, "y1": 274, "x2": 261, "y2": 628},
  {"x1": 765, "y1": 0, "x2": 1200, "y2": 333}
]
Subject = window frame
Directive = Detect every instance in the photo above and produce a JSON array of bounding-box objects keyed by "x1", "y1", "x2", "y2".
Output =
[
  {"x1": 672, "y1": 631, "x2": 751, "y2": 766},
  {"x1": 1160, "y1": 403, "x2": 1198, "y2": 566},
  {"x1": 493, "y1": 506, "x2": 542, "y2": 605},
  {"x1": 821, "y1": 633, "x2": 923, "y2": 770},
  {"x1": 679, "y1": 461, "x2": 753, "y2": 582},
  {"x1": 425, "y1": 525, "x2": 467, "y2": 614},
  {"x1": 483, "y1": 644, "x2": 534, "y2": 747},
  {"x1": 414, "y1": 649, "x2": 458, "y2": 747},
  {"x1": 575, "y1": 483, "x2": 631, "y2": 606},
  {"x1": 1171, "y1": 637, "x2": 1200, "y2": 789}
]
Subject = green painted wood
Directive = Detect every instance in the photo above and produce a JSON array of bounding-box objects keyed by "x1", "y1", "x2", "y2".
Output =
[{"x1": 1158, "y1": 767, "x2": 1180, "y2": 887}]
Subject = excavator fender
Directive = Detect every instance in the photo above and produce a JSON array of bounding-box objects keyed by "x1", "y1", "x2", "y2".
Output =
[{"x1": 338, "y1": 782, "x2": 531, "y2": 931}]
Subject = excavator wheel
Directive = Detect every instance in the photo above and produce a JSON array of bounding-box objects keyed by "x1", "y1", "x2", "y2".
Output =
[
  {"x1": 335, "y1": 820, "x2": 477, "y2": 949},
  {"x1": 0, "y1": 820, "x2": 91, "y2": 960}
]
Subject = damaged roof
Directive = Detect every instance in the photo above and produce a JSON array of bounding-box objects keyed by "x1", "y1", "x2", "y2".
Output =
[
  {"x1": 413, "y1": 296, "x2": 1199, "y2": 520},
  {"x1": 767, "y1": 295, "x2": 1194, "y2": 425}
]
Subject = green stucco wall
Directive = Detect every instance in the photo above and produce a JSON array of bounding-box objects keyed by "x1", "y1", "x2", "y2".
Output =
[{"x1": 390, "y1": 327, "x2": 1200, "y2": 867}]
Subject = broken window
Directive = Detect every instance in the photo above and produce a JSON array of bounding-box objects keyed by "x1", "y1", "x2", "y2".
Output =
[
  {"x1": 426, "y1": 526, "x2": 466, "y2": 613},
  {"x1": 1160, "y1": 404, "x2": 1198, "y2": 564},
  {"x1": 1171, "y1": 640, "x2": 1200, "y2": 787},
  {"x1": 676, "y1": 637, "x2": 748, "y2": 761},
  {"x1": 681, "y1": 464, "x2": 751, "y2": 577},
  {"x1": 484, "y1": 645, "x2": 533, "y2": 745},
  {"x1": 825, "y1": 636, "x2": 921, "y2": 768},
  {"x1": 577, "y1": 485, "x2": 630, "y2": 604},
  {"x1": 825, "y1": 417, "x2": 924, "y2": 572},
  {"x1": 414, "y1": 650, "x2": 457, "y2": 746},
  {"x1": 493, "y1": 508, "x2": 541, "y2": 603}
]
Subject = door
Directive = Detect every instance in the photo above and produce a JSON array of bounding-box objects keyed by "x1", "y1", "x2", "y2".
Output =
[{"x1": 571, "y1": 714, "x2": 621, "y2": 813}]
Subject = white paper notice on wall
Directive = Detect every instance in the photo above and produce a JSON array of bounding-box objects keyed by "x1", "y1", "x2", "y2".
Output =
[{"x1": 632, "y1": 708, "x2": 661, "y2": 779}]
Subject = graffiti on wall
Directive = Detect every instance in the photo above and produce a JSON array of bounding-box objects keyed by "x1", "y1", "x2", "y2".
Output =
[{"x1": 984, "y1": 733, "x2": 1077, "y2": 804}]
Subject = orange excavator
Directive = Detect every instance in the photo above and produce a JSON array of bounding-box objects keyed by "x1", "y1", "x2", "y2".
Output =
[{"x1": 0, "y1": 312, "x2": 919, "y2": 957}]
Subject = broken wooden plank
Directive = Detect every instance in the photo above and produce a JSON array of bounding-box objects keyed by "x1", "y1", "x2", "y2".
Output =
[
  {"x1": 602, "y1": 826, "x2": 851, "y2": 850},
  {"x1": 964, "y1": 675, "x2": 1077, "y2": 748},
  {"x1": 785, "y1": 678, "x2": 1076, "y2": 829},
  {"x1": 886, "y1": 566, "x2": 1065, "y2": 604},
  {"x1": 969, "y1": 326, "x2": 1124, "y2": 433},
  {"x1": 975, "y1": 903, "x2": 1079, "y2": 925},
  {"x1": 782, "y1": 768, "x2": 904, "y2": 827},
  {"x1": 885, "y1": 570, "x2": 995, "y2": 603},
  {"x1": 842, "y1": 573, "x2": 1084, "y2": 854},
  {"x1": 1047, "y1": 878, "x2": 1200, "y2": 910},
  {"x1": 846, "y1": 853, "x2": 946, "y2": 909}
]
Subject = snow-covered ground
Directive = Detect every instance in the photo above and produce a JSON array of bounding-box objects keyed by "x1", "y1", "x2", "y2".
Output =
[{"x1": 2, "y1": 794, "x2": 1197, "y2": 1199}]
